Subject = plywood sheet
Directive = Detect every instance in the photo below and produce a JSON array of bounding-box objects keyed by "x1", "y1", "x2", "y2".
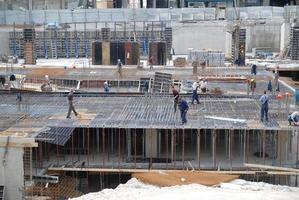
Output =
[
  {"x1": 133, "y1": 171, "x2": 239, "y2": 187},
  {"x1": 102, "y1": 42, "x2": 110, "y2": 65},
  {"x1": 125, "y1": 42, "x2": 132, "y2": 65}
]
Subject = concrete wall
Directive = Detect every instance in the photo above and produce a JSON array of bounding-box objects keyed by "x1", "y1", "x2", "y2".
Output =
[
  {"x1": 172, "y1": 21, "x2": 282, "y2": 56},
  {"x1": 0, "y1": 147, "x2": 24, "y2": 200},
  {"x1": 280, "y1": 22, "x2": 290, "y2": 52},
  {"x1": 0, "y1": 31, "x2": 10, "y2": 55},
  {"x1": 172, "y1": 22, "x2": 227, "y2": 55},
  {"x1": 246, "y1": 23, "x2": 281, "y2": 52}
]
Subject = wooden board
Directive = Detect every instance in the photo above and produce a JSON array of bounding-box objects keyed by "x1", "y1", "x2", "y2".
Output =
[
  {"x1": 125, "y1": 42, "x2": 132, "y2": 65},
  {"x1": 132, "y1": 171, "x2": 239, "y2": 187},
  {"x1": 92, "y1": 41, "x2": 102, "y2": 65},
  {"x1": 102, "y1": 42, "x2": 110, "y2": 65}
]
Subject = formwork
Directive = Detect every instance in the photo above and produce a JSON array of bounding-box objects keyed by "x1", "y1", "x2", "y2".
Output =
[{"x1": 9, "y1": 21, "x2": 169, "y2": 59}]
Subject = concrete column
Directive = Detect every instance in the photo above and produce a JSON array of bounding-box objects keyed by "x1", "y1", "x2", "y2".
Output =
[
  {"x1": 0, "y1": 147, "x2": 24, "y2": 200},
  {"x1": 153, "y1": 0, "x2": 156, "y2": 8},
  {"x1": 28, "y1": 0, "x2": 33, "y2": 10},
  {"x1": 263, "y1": 0, "x2": 270, "y2": 6},
  {"x1": 280, "y1": 22, "x2": 290, "y2": 53},
  {"x1": 122, "y1": 0, "x2": 128, "y2": 8},
  {"x1": 277, "y1": 131, "x2": 289, "y2": 165},
  {"x1": 145, "y1": 129, "x2": 158, "y2": 158},
  {"x1": 225, "y1": 31, "x2": 232, "y2": 58},
  {"x1": 127, "y1": 129, "x2": 131, "y2": 160},
  {"x1": 0, "y1": 137, "x2": 37, "y2": 200}
]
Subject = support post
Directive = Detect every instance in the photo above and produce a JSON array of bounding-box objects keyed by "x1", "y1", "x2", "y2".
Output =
[{"x1": 197, "y1": 129, "x2": 201, "y2": 170}]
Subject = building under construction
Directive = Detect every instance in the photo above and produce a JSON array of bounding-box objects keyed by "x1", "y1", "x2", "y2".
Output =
[{"x1": 1, "y1": 4, "x2": 299, "y2": 200}]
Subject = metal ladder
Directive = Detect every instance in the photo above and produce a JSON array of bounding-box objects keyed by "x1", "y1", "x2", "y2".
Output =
[{"x1": 50, "y1": 40, "x2": 57, "y2": 59}]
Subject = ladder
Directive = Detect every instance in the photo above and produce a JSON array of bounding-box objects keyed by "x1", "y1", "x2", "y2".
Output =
[
  {"x1": 50, "y1": 40, "x2": 57, "y2": 59},
  {"x1": 0, "y1": 185, "x2": 4, "y2": 200}
]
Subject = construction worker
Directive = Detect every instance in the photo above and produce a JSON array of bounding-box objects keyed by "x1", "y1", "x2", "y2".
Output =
[
  {"x1": 104, "y1": 81, "x2": 109, "y2": 93},
  {"x1": 171, "y1": 85, "x2": 180, "y2": 113},
  {"x1": 200, "y1": 78, "x2": 207, "y2": 93},
  {"x1": 260, "y1": 90, "x2": 269, "y2": 122},
  {"x1": 144, "y1": 80, "x2": 149, "y2": 94},
  {"x1": 16, "y1": 93, "x2": 22, "y2": 111},
  {"x1": 66, "y1": 89, "x2": 78, "y2": 119},
  {"x1": 288, "y1": 111, "x2": 299, "y2": 125},
  {"x1": 179, "y1": 97, "x2": 189, "y2": 125},
  {"x1": 148, "y1": 56, "x2": 154, "y2": 71},
  {"x1": 274, "y1": 68, "x2": 279, "y2": 92},
  {"x1": 191, "y1": 81, "x2": 200, "y2": 104},
  {"x1": 251, "y1": 64, "x2": 257, "y2": 75},
  {"x1": 267, "y1": 80, "x2": 272, "y2": 93},
  {"x1": 250, "y1": 78, "x2": 256, "y2": 95},
  {"x1": 117, "y1": 59, "x2": 123, "y2": 76}
]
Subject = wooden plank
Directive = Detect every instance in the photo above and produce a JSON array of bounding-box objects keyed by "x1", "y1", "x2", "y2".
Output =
[
  {"x1": 0, "y1": 137, "x2": 38, "y2": 147},
  {"x1": 102, "y1": 42, "x2": 110, "y2": 65},
  {"x1": 125, "y1": 42, "x2": 132, "y2": 65},
  {"x1": 244, "y1": 163, "x2": 299, "y2": 173},
  {"x1": 132, "y1": 171, "x2": 239, "y2": 186},
  {"x1": 47, "y1": 167, "x2": 299, "y2": 175}
]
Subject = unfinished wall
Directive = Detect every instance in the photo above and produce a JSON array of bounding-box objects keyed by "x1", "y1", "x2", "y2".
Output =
[
  {"x1": 0, "y1": 31, "x2": 9, "y2": 55},
  {"x1": 246, "y1": 22, "x2": 281, "y2": 52},
  {"x1": 0, "y1": 147, "x2": 24, "y2": 200},
  {"x1": 172, "y1": 22, "x2": 227, "y2": 55}
]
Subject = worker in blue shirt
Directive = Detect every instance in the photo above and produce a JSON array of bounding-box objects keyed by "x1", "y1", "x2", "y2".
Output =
[
  {"x1": 251, "y1": 64, "x2": 257, "y2": 75},
  {"x1": 179, "y1": 97, "x2": 189, "y2": 125},
  {"x1": 259, "y1": 91, "x2": 269, "y2": 122}
]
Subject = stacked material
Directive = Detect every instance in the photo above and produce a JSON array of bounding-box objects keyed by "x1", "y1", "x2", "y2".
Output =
[
  {"x1": 189, "y1": 50, "x2": 224, "y2": 67},
  {"x1": 96, "y1": 0, "x2": 114, "y2": 8},
  {"x1": 92, "y1": 41, "x2": 102, "y2": 65},
  {"x1": 174, "y1": 57, "x2": 187, "y2": 67},
  {"x1": 164, "y1": 27, "x2": 173, "y2": 60},
  {"x1": 101, "y1": 28, "x2": 111, "y2": 42},
  {"x1": 102, "y1": 42, "x2": 110, "y2": 65},
  {"x1": 24, "y1": 42, "x2": 36, "y2": 64},
  {"x1": 92, "y1": 41, "x2": 140, "y2": 65},
  {"x1": 149, "y1": 42, "x2": 167, "y2": 65}
]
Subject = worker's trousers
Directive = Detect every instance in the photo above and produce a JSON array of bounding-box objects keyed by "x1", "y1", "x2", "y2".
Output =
[
  {"x1": 180, "y1": 109, "x2": 187, "y2": 124},
  {"x1": 260, "y1": 104, "x2": 268, "y2": 122},
  {"x1": 174, "y1": 99, "x2": 178, "y2": 113},
  {"x1": 191, "y1": 90, "x2": 199, "y2": 104},
  {"x1": 67, "y1": 101, "x2": 78, "y2": 117}
]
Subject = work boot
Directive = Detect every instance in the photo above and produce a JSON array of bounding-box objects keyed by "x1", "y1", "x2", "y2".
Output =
[{"x1": 66, "y1": 116, "x2": 71, "y2": 119}]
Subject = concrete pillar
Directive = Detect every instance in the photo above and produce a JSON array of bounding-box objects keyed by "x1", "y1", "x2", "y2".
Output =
[
  {"x1": 153, "y1": 0, "x2": 156, "y2": 8},
  {"x1": 0, "y1": 137, "x2": 37, "y2": 200},
  {"x1": 28, "y1": 0, "x2": 33, "y2": 10},
  {"x1": 225, "y1": 31, "x2": 232, "y2": 58},
  {"x1": 277, "y1": 131, "x2": 289, "y2": 165},
  {"x1": 145, "y1": 129, "x2": 158, "y2": 158},
  {"x1": 127, "y1": 129, "x2": 131, "y2": 160},
  {"x1": 122, "y1": 0, "x2": 128, "y2": 8},
  {"x1": 280, "y1": 22, "x2": 290, "y2": 53},
  {"x1": 0, "y1": 148, "x2": 24, "y2": 200},
  {"x1": 290, "y1": 130, "x2": 299, "y2": 165},
  {"x1": 263, "y1": 0, "x2": 270, "y2": 6}
]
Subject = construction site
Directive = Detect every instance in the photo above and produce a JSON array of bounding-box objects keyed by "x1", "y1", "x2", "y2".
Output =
[{"x1": 1, "y1": 1, "x2": 299, "y2": 200}]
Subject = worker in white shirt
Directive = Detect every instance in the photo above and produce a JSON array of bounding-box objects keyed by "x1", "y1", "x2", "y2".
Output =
[
  {"x1": 288, "y1": 111, "x2": 299, "y2": 126},
  {"x1": 200, "y1": 78, "x2": 207, "y2": 93},
  {"x1": 191, "y1": 81, "x2": 200, "y2": 104}
]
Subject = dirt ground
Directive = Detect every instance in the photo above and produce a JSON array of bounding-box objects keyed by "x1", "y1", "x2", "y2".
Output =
[
  {"x1": 132, "y1": 171, "x2": 239, "y2": 187},
  {"x1": 26, "y1": 68, "x2": 68, "y2": 78}
]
